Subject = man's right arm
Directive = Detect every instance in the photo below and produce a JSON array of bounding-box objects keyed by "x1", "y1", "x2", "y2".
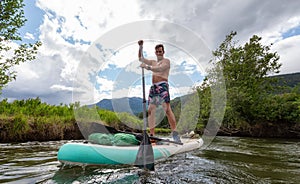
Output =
[
  {"x1": 139, "y1": 57, "x2": 153, "y2": 65},
  {"x1": 138, "y1": 40, "x2": 152, "y2": 65}
]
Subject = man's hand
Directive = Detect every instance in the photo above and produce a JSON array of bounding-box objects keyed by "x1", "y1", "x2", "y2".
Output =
[
  {"x1": 138, "y1": 40, "x2": 143, "y2": 46},
  {"x1": 140, "y1": 63, "x2": 146, "y2": 68},
  {"x1": 140, "y1": 63, "x2": 151, "y2": 70}
]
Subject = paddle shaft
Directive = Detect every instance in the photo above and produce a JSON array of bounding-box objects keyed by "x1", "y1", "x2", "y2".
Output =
[{"x1": 140, "y1": 45, "x2": 147, "y2": 132}]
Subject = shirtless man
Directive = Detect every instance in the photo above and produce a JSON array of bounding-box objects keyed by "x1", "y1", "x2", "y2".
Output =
[{"x1": 138, "y1": 40, "x2": 181, "y2": 143}]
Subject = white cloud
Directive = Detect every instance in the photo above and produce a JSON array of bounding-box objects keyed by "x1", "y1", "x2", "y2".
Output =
[
  {"x1": 138, "y1": 0, "x2": 300, "y2": 48},
  {"x1": 272, "y1": 35, "x2": 300, "y2": 74},
  {"x1": 96, "y1": 76, "x2": 114, "y2": 92},
  {"x1": 50, "y1": 84, "x2": 73, "y2": 92},
  {"x1": 14, "y1": 63, "x2": 39, "y2": 80},
  {"x1": 106, "y1": 44, "x2": 139, "y2": 71},
  {"x1": 36, "y1": 0, "x2": 141, "y2": 43},
  {"x1": 259, "y1": 16, "x2": 300, "y2": 45},
  {"x1": 24, "y1": 32, "x2": 35, "y2": 40}
]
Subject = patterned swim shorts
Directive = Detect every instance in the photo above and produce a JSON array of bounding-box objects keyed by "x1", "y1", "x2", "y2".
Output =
[{"x1": 148, "y1": 81, "x2": 170, "y2": 105}]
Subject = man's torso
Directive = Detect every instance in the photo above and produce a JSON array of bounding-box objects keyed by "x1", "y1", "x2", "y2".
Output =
[{"x1": 152, "y1": 59, "x2": 170, "y2": 83}]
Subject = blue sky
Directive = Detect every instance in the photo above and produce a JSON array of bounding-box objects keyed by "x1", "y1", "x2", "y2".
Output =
[
  {"x1": 19, "y1": 0, "x2": 44, "y2": 42},
  {"x1": 1, "y1": 0, "x2": 300, "y2": 105},
  {"x1": 282, "y1": 25, "x2": 300, "y2": 39}
]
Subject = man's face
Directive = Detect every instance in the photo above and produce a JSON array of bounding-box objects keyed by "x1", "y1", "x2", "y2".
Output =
[{"x1": 155, "y1": 47, "x2": 164, "y2": 60}]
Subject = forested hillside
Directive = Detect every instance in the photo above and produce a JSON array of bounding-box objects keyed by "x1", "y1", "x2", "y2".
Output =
[{"x1": 273, "y1": 72, "x2": 300, "y2": 87}]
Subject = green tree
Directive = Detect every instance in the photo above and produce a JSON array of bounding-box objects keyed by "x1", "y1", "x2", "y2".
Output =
[
  {"x1": 0, "y1": 0, "x2": 41, "y2": 92},
  {"x1": 205, "y1": 31, "x2": 281, "y2": 126}
]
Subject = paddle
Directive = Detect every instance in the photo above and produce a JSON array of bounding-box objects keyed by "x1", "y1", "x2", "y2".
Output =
[{"x1": 134, "y1": 41, "x2": 155, "y2": 171}]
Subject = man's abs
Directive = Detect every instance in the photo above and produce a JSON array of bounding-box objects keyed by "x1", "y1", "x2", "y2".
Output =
[{"x1": 152, "y1": 75, "x2": 168, "y2": 83}]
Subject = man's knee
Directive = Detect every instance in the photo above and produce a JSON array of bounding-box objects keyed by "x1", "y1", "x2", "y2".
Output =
[{"x1": 163, "y1": 103, "x2": 172, "y2": 114}]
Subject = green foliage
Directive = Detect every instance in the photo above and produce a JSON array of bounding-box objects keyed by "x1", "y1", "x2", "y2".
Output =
[
  {"x1": 196, "y1": 82, "x2": 211, "y2": 127},
  {"x1": 177, "y1": 93, "x2": 200, "y2": 133},
  {"x1": 12, "y1": 114, "x2": 29, "y2": 139},
  {"x1": 0, "y1": 0, "x2": 25, "y2": 41},
  {"x1": 210, "y1": 32, "x2": 281, "y2": 124},
  {"x1": 154, "y1": 128, "x2": 171, "y2": 134},
  {"x1": 0, "y1": 98, "x2": 145, "y2": 142},
  {"x1": 74, "y1": 105, "x2": 143, "y2": 130},
  {"x1": 0, "y1": 97, "x2": 74, "y2": 119},
  {"x1": 75, "y1": 105, "x2": 101, "y2": 123},
  {"x1": 0, "y1": 98, "x2": 75, "y2": 141},
  {"x1": 0, "y1": 0, "x2": 42, "y2": 92},
  {"x1": 117, "y1": 112, "x2": 142, "y2": 130},
  {"x1": 255, "y1": 92, "x2": 300, "y2": 123},
  {"x1": 97, "y1": 108, "x2": 121, "y2": 127},
  {"x1": 196, "y1": 31, "x2": 300, "y2": 132},
  {"x1": 211, "y1": 31, "x2": 281, "y2": 94}
]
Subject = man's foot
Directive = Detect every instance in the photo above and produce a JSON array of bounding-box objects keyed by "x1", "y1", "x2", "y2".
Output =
[
  {"x1": 172, "y1": 131, "x2": 182, "y2": 143},
  {"x1": 150, "y1": 139, "x2": 157, "y2": 145}
]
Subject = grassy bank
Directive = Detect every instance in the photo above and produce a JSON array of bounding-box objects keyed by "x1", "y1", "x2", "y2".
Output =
[
  {"x1": 0, "y1": 115, "x2": 81, "y2": 142},
  {"x1": 0, "y1": 98, "x2": 144, "y2": 143}
]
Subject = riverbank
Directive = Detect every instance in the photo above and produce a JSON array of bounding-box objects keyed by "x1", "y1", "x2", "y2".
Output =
[
  {"x1": 1, "y1": 119, "x2": 299, "y2": 143},
  {"x1": 0, "y1": 98, "x2": 143, "y2": 143},
  {"x1": 0, "y1": 119, "x2": 83, "y2": 143},
  {"x1": 217, "y1": 122, "x2": 300, "y2": 138}
]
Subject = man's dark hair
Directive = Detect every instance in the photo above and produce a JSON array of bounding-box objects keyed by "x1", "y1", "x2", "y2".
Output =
[{"x1": 155, "y1": 44, "x2": 164, "y2": 52}]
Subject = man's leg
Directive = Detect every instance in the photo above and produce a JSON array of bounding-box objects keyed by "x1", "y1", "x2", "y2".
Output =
[
  {"x1": 148, "y1": 104, "x2": 156, "y2": 136},
  {"x1": 163, "y1": 103, "x2": 176, "y2": 131},
  {"x1": 163, "y1": 103, "x2": 181, "y2": 142}
]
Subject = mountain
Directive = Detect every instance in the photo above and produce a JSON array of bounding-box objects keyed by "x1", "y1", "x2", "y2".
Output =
[
  {"x1": 271, "y1": 72, "x2": 300, "y2": 87},
  {"x1": 96, "y1": 97, "x2": 146, "y2": 115}
]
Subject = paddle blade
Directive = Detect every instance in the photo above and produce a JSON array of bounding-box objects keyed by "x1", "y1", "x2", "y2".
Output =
[{"x1": 134, "y1": 131, "x2": 154, "y2": 171}]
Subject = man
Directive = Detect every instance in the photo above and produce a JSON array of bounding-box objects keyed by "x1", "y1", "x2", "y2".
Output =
[{"x1": 138, "y1": 40, "x2": 181, "y2": 143}]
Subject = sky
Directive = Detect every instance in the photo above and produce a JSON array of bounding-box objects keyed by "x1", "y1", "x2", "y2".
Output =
[{"x1": 1, "y1": 0, "x2": 300, "y2": 105}]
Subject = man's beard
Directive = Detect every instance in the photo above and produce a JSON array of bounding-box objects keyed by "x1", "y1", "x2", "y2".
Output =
[{"x1": 157, "y1": 56, "x2": 163, "y2": 61}]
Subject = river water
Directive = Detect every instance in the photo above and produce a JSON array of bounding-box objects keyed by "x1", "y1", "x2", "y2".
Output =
[{"x1": 0, "y1": 136, "x2": 299, "y2": 184}]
